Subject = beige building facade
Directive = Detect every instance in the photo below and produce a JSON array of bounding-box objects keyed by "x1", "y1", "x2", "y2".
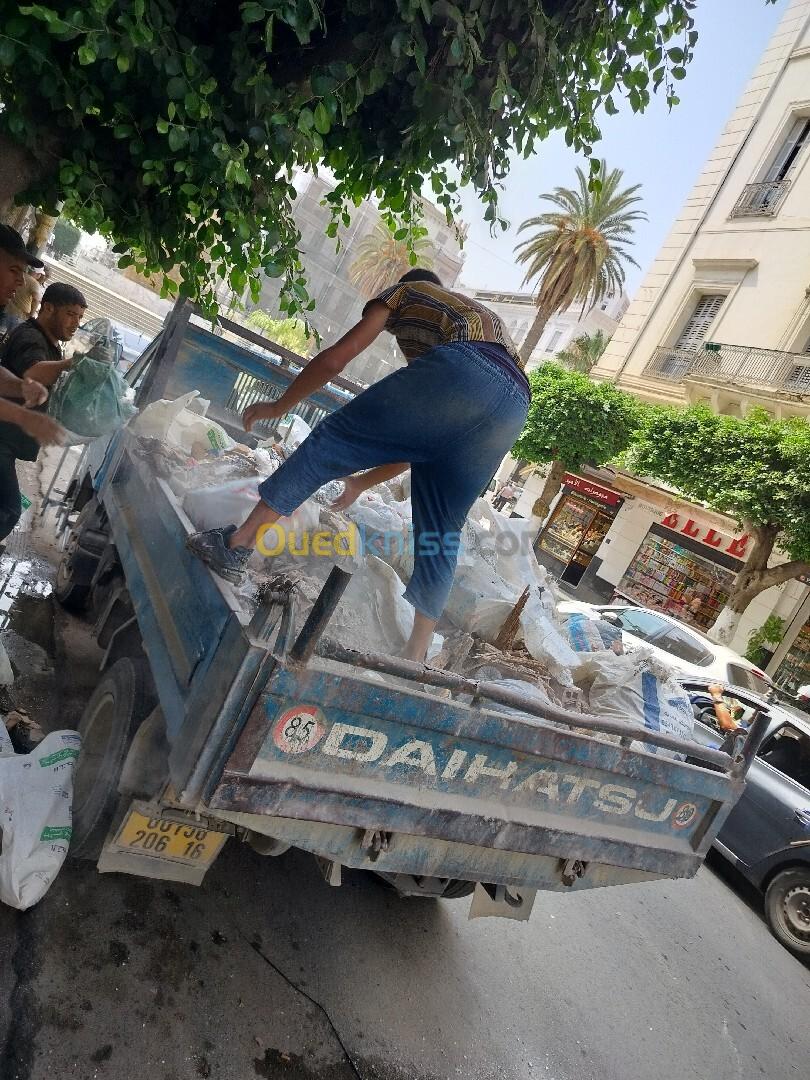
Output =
[{"x1": 581, "y1": 0, "x2": 810, "y2": 689}]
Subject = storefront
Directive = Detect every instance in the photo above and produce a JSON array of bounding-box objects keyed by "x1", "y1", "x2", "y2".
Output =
[
  {"x1": 615, "y1": 525, "x2": 744, "y2": 632},
  {"x1": 774, "y1": 616, "x2": 810, "y2": 693},
  {"x1": 535, "y1": 474, "x2": 624, "y2": 587}
]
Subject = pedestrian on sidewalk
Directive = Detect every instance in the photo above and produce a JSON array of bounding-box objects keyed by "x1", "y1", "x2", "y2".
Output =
[
  {"x1": 4, "y1": 265, "x2": 47, "y2": 334},
  {"x1": 0, "y1": 273, "x2": 84, "y2": 539},
  {"x1": 187, "y1": 268, "x2": 530, "y2": 662}
]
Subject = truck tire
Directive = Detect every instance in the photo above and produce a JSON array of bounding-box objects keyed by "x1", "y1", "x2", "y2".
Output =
[
  {"x1": 55, "y1": 499, "x2": 107, "y2": 612},
  {"x1": 764, "y1": 868, "x2": 810, "y2": 958},
  {"x1": 70, "y1": 658, "x2": 155, "y2": 861},
  {"x1": 439, "y1": 879, "x2": 476, "y2": 899}
]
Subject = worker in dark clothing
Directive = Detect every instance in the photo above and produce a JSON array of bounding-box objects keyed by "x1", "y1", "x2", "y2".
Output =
[
  {"x1": 0, "y1": 270, "x2": 84, "y2": 539},
  {"x1": 0, "y1": 227, "x2": 65, "y2": 509}
]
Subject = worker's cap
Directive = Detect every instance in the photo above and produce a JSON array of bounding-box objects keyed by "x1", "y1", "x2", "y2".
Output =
[{"x1": 0, "y1": 224, "x2": 44, "y2": 269}]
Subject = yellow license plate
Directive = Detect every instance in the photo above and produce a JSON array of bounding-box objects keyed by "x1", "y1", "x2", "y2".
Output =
[{"x1": 116, "y1": 810, "x2": 227, "y2": 867}]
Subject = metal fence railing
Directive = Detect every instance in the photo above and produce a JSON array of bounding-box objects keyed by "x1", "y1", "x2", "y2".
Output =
[
  {"x1": 644, "y1": 342, "x2": 810, "y2": 393},
  {"x1": 730, "y1": 179, "x2": 791, "y2": 218}
]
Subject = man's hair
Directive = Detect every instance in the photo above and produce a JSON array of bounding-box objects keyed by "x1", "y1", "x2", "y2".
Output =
[
  {"x1": 398, "y1": 268, "x2": 443, "y2": 286},
  {"x1": 41, "y1": 282, "x2": 87, "y2": 309}
]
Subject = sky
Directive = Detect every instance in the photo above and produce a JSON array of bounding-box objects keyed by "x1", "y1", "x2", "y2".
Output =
[{"x1": 456, "y1": 0, "x2": 786, "y2": 298}]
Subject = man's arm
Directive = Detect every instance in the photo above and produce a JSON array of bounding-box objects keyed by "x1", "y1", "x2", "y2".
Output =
[
  {"x1": 243, "y1": 303, "x2": 390, "y2": 431},
  {"x1": 0, "y1": 400, "x2": 64, "y2": 446},
  {"x1": 24, "y1": 355, "x2": 72, "y2": 387},
  {"x1": 0, "y1": 367, "x2": 48, "y2": 407}
]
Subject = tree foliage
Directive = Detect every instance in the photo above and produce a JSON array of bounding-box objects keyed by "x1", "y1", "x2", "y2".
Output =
[
  {"x1": 348, "y1": 222, "x2": 434, "y2": 299},
  {"x1": 515, "y1": 362, "x2": 642, "y2": 471},
  {"x1": 627, "y1": 406, "x2": 810, "y2": 564},
  {"x1": 0, "y1": 1, "x2": 701, "y2": 316},
  {"x1": 245, "y1": 310, "x2": 314, "y2": 356},
  {"x1": 555, "y1": 329, "x2": 610, "y2": 372},
  {"x1": 515, "y1": 161, "x2": 645, "y2": 363},
  {"x1": 49, "y1": 218, "x2": 81, "y2": 258},
  {"x1": 513, "y1": 362, "x2": 642, "y2": 517}
]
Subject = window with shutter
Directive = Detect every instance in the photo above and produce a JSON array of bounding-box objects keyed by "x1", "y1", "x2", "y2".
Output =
[
  {"x1": 675, "y1": 294, "x2": 726, "y2": 351},
  {"x1": 764, "y1": 117, "x2": 810, "y2": 182}
]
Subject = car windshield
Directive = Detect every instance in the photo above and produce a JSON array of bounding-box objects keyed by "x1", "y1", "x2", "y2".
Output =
[
  {"x1": 656, "y1": 625, "x2": 713, "y2": 666},
  {"x1": 605, "y1": 608, "x2": 669, "y2": 641}
]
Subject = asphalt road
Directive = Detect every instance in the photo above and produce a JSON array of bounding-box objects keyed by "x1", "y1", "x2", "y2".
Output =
[{"x1": 0, "y1": 841, "x2": 807, "y2": 1080}]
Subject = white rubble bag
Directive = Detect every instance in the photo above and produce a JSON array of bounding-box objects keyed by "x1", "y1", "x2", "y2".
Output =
[
  {"x1": 0, "y1": 727, "x2": 81, "y2": 909},
  {"x1": 275, "y1": 414, "x2": 311, "y2": 450},
  {"x1": 582, "y1": 650, "x2": 695, "y2": 759},
  {"x1": 182, "y1": 477, "x2": 320, "y2": 539},
  {"x1": 130, "y1": 391, "x2": 234, "y2": 458},
  {"x1": 519, "y1": 588, "x2": 581, "y2": 685}
]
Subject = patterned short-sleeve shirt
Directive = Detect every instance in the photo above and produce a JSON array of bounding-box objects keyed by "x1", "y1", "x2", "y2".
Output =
[{"x1": 366, "y1": 281, "x2": 524, "y2": 369}]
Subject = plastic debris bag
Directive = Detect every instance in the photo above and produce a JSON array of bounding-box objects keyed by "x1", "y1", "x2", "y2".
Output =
[
  {"x1": 584, "y1": 651, "x2": 695, "y2": 759},
  {"x1": 444, "y1": 561, "x2": 522, "y2": 642},
  {"x1": 182, "y1": 477, "x2": 320, "y2": 540},
  {"x1": 130, "y1": 391, "x2": 234, "y2": 458},
  {"x1": 276, "y1": 414, "x2": 311, "y2": 450},
  {"x1": 565, "y1": 612, "x2": 611, "y2": 654},
  {"x1": 520, "y1": 589, "x2": 581, "y2": 685},
  {"x1": 0, "y1": 728, "x2": 81, "y2": 909},
  {"x1": 47, "y1": 354, "x2": 137, "y2": 439}
]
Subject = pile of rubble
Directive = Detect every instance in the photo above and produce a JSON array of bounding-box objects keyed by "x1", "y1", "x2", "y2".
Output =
[{"x1": 133, "y1": 396, "x2": 696, "y2": 757}]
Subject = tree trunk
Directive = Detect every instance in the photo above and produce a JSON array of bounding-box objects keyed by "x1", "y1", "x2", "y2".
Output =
[
  {"x1": 518, "y1": 307, "x2": 551, "y2": 366},
  {"x1": 0, "y1": 133, "x2": 58, "y2": 224},
  {"x1": 28, "y1": 209, "x2": 58, "y2": 256},
  {"x1": 706, "y1": 523, "x2": 810, "y2": 645},
  {"x1": 531, "y1": 459, "x2": 566, "y2": 523}
]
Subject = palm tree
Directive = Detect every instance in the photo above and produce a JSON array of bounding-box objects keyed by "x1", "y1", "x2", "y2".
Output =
[
  {"x1": 555, "y1": 329, "x2": 610, "y2": 373},
  {"x1": 515, "y1": 162, "x2": 645, "y2": 366},
  {"x1": 349, "y1": 222, "x2": 434, "y2": 299}
]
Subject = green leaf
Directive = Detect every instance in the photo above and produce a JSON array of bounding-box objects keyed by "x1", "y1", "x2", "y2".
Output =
[
  {"x1": 314, "y1": 101, "x2": 331, "y2": 134},
  {"x1": 167, "y1": 76, "x2": 185, "y2": 99},
  {"x1": 242, "y1": 2, "x2": 265, "y2": 23},
  {"x1": 117, "y1": 53, "x2": 131, "y2": 73},
  {"x1": 604, "y1": 94, "x2": 618, "y2": 116},
  {"x1": 671, "y1": 66, "x2": 687, "y2": 80},
  {"x1": 297, "y1": 107, "x2": 314, "y2": 132},
  {"x1": 156, "y1": 117, "x2": 169, "y2": 133},
  {"x1": 168, "y1": 126, "x2": 188, "y2": 151},
  {"x1": 77, "y1": 44, "x2": 97, "y2": 65}
]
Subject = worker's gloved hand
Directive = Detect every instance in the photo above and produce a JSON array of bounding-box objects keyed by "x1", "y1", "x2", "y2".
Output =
[
  {"x1": 330, "y1": 475, "x2": 365, "y2": 511},
  {"x1": 17, "y1": 410, "x2": 66, "y2": 447},
  {"x1": 243, "y1": 400, "x2": 285, "y2": 433},
  {"x1": 21, "y1": 378, "x2": 48, "y2": 408}
]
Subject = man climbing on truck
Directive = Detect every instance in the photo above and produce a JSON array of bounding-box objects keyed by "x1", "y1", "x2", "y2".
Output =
[{"x1": 187, "y1": 269, "x2": 530, "y2": 663}]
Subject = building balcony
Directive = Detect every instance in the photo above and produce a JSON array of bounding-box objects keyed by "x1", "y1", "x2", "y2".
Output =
[
  {"x1": 729, "y1": 179, "x2": 791, "y2": 218},
  {"x1": 644, "y1": 343, "x2": 810, "y2": 395}
]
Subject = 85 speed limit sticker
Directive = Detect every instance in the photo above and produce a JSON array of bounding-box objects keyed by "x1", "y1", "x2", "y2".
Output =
[{"x1": 272, "y1": 705, "x2": 326, "y2": 755}]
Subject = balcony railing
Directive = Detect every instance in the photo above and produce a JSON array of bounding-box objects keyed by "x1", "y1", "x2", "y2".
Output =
[
  {"x1": 645, "y1": 343, "x2": 810, "y2": 394},
  {"x1": 730, "y1": 179, "x2": 791, "y2": 218}
]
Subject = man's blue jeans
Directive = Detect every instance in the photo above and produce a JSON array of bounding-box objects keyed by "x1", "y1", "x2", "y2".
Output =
[{"x1": 258, "y1": 343, "x2": 529, "y2": 620}]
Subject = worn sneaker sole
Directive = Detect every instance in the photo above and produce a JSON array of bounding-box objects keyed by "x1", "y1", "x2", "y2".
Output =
[{"x1": 185, "y1": 535, "x2": 246, "y2": 585}]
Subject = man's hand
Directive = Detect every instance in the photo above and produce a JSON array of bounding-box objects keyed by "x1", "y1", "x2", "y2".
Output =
[
  {"x1": 331, "y1": 475, "x2": 367, "y2": 512},
  {"x1": 21, "y1": 378, "x2": 48, "y2": 408},
  {"x1": 17, "y1": 410, "x2": 66, "y2": 447},
  {"x1": 243, "y1": 400, "x2": 285, "y2": 433}
]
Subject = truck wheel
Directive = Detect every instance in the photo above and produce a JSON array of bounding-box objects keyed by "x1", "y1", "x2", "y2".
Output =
[
  {"x1": 55, "y1": 499, "x2": 107, "y2": 612},
  {"x1": 764, "y1": 868, "x2": 810, "y2": 958},
  {"x1": 439, "y1": 879, "x2": 476, "y2": 900},
  {"x1": 70, "y1": 658, "x2": 155, "y2": 861}
]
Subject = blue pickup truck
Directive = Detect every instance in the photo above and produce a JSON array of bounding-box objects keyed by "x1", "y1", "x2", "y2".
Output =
[{"x1": 53, "y1": 302, "x2": 770, "y2": 921}]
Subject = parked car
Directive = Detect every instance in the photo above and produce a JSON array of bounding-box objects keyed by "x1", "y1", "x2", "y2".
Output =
[
  {"x1": 558, "y1": 601, "x2": 770, "y2": 691},
  {"x1": 682, "y1": 679, "x2": 810, "y2": 959}
]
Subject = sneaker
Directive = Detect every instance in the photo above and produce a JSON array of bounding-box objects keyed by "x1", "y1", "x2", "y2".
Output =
[{"x1": 186, "y1": 525, "x2": 252, "y2": 585}]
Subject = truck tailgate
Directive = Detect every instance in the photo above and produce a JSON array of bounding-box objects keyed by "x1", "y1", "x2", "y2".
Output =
[{"x1": 208, "y1": 660, "x2": 742, "y2": 882}]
